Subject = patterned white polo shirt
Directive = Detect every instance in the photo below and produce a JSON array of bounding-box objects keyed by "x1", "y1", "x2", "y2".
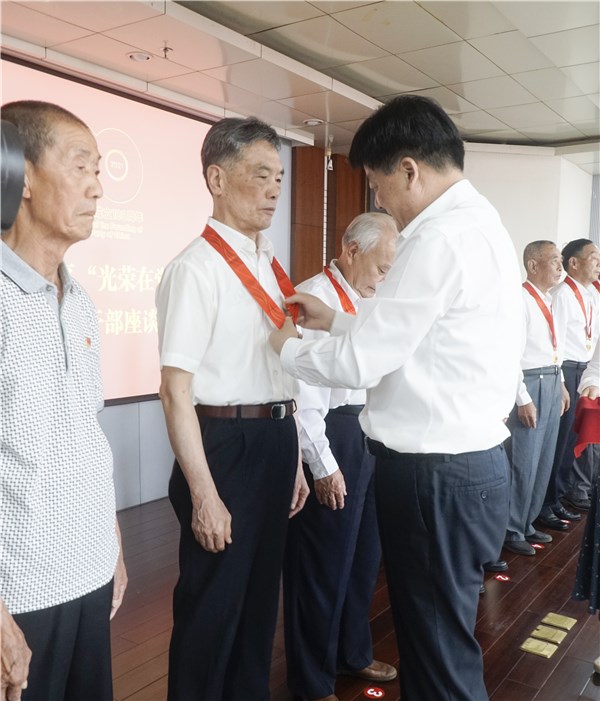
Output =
[{"x1": 1, "y1": 241, "x2": 119, "y2": 614}]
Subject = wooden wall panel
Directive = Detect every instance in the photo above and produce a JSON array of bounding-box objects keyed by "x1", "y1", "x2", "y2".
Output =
[
  {"x1": 290, "y1": 147, "x2": 366, "y2": 284},
  {"x1": 326, "y1": 154, "x2": 366, "y2": 261},
  {"x1": 291, "y1": 146, "x2": 324, "y2": 284},
  {"x1": 291, "y1": 224, "x2": 325, "y2": 285}
]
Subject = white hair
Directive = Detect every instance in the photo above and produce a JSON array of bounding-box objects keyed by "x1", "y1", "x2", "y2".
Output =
[{"x1": 341, "y1": 212, "x2": 398, "y2": 252}]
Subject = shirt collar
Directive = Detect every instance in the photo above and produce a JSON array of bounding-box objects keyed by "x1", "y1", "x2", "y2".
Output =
[
  {"x1": 328, "y1": 259, "x2": 361, "y2": 305},
  {"x1": 208, "y1": 217, "x2": 274, "y2": 258},
  {"x1": 1, "y1": 239, "x2": 73, "y2": 295},
  {"x1": 525, "y1": 280, "x2": 552, "y2": 303},
  {"x1": 398, "y1": 178, "x2": 472, "y2": 241},
  {"x1": 565, "y1": 275, "x2": 593, "y2": 298}
]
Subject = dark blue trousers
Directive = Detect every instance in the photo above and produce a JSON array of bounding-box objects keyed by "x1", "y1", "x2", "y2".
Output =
[
  {"x1": 543, "y1": 361, "x2": 590, "y2": 510},
  {"x1": 284, "y1": 411, "x2": 381, "y2": 700},
  {"x1": 14, "y1": 580, "x2": 113, "y2": 701},
  {"x1": 371, "y1": 442, "x2": 509, "y2": 701},
  {"x1": 167, "y1": 415, "x2": 298, "y2": 701}
]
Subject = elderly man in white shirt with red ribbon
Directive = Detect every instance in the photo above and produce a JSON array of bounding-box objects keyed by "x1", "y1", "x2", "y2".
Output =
[
  {"x1": 540, "y1": 239, "x2": 600, "y2": 516},
  {"x1": 284, "y1": 212, "x2": 399, "y2": 701},
  {"x1": 157, "y1": 116, "x2": 309, "y2": 701},
  {"x1": 501, "y1": 241, "x2": 570, "y2": 557}
]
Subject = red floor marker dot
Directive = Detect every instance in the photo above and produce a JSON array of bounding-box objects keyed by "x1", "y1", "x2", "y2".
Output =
[
  {"x1": 495, "y1": 573, "x2": 510, "y2": 581},
  {"x1": 364, "y1": 687, "x2": 385, "y2": 698},
  {"x1": 532, "y1": 543, "x2": 545, "y2": 549}
]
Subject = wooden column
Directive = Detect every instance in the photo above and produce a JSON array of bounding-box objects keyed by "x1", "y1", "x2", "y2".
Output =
[
  {"x1": 326, "y1": 154, "x2": 366, "y2": 260},
  {"x1": 290, "y1": 147, "x2": 367, "y2": 284},
  {"x1": 290, "y1": 146, "x2": 325, "y2": 285}
]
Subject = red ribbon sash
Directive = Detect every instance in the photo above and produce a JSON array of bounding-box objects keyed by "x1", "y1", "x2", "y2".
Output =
[
  {"x1": 593, "y1": 280, "x2": 600, "y2": 294},
  {"x1": 564, "y1": 276, "x2": 593, "y2": 347},
  {"x1": 523, "y1": 282, "x2": 557, "y2": 358},
  {"x1": 323, "y1": 266, "x2": 356, "y2": 315},
  {"x1": 202, "y1": 225, "x2": 298, "y2": 328}
]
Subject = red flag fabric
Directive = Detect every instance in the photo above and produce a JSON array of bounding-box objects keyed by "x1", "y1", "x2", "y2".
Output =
[{"x1": 573, "y1": 396, "x2": 600, "y2": 458}]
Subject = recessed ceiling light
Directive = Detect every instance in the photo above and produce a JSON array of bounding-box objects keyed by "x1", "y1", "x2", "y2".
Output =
[
  {"x1": 128, "y1": 51, "x2": 152, "y2": 62},
  {"x1": 303, "y1": 118, "x2": 324, "y2": 127}
]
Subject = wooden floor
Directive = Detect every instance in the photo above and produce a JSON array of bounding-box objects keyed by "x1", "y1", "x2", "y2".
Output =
[{"x1": 111, "y1": 498, "x2": 600, "y2": 701}]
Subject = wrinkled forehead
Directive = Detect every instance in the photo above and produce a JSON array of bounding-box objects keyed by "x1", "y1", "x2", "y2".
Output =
[
  {"x1": 541, "y1": 244, "x2": 561, "y2": 258},
  {"x1": 238, "y1": 140, "x2": 282, "y2": 167},
  {"x1": 46, "y1": 119, "x2": 100, "y2": 159}
]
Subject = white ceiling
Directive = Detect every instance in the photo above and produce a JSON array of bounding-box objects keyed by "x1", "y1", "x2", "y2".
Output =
[{"x1": 1, "y1": 0, "x2": 598, "y2": 174}]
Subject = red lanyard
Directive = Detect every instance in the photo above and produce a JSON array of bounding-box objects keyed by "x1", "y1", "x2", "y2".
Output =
[
  {"x1": 523, "y1": 282, "x2": 557, "y2": 361},
  {"x1": 564, "y1": 276, "x2": 593, "y2": 349},
  {"x1": 201, "y1": 225, "x2": 298, "y2": 328},
  {"x1": 323, "y1": 266, "x2": 356, "y2": 315}
]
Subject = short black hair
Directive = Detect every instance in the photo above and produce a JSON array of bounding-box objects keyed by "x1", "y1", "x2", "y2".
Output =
[
  {"x1": 348, "y1": 94, "x2": 464, "y2": 174},
  {"x1": 561, "y1": 238, "x2": 594, "y2": 272},
  {"x1": 2, "y1": 100, "x2": 88, "y2": 164},
  {"x1": 201, "y1": 116, "x2": 280, "y2": 186}
]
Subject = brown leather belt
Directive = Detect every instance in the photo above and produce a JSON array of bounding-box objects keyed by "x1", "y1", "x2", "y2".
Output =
[{"x1": 195, "y1": 400, "x2": 296, "y2": 421}]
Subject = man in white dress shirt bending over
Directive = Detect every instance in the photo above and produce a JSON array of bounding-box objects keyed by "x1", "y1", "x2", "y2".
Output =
[
  {"x1": 271, "y1": 95, "x2": 523, "y2": 701},
  {"x1": 284, "y1": 212, "x2": 398, "y2": 701}
]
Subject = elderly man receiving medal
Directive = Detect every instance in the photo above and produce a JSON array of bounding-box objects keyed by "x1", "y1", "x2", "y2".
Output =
[
  {"x1": 156, "y1": 116, "x2": 309, "y2": 701},
  {"x1": 283, "y1": 212, "x2": 399, "y2": 701}
]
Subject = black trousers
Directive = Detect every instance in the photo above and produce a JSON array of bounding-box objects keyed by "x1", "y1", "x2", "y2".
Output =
[
  {"x1": 14, "y1": 580, "x2": 113, "y2": 701},
  {"x1": 167, "y1": 415, "x2": 298, "y2": 701},
  {"x1": 283, "y1": 411, "x2": 381, "y2": 699},
  {"x1": 370, "y1": 442, "x2": 509, "y2": 701}
]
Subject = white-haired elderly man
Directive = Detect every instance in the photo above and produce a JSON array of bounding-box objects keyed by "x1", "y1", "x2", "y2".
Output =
[{"x1": 283, "y1": 212, "x2": 399, "y2": 701}]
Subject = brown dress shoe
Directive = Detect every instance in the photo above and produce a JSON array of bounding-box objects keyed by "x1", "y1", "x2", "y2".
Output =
[{"x1": 339, "y1": 659, "x2": 398, "y2": 682}]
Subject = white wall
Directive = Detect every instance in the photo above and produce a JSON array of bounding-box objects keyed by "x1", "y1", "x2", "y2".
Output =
[
  {"x1": 556, "y1": 158, "x2": 594, "y2": 250},
  {"x1": 98, "y1": 400, "x2": 174, "y2": 511},
  {"x1": 463, "y1": 143, "x2": 593, "y2": 274}
]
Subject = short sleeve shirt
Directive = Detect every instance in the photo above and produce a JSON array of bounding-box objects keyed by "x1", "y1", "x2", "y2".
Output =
[
  {"x1": 156, "y1": 218, "x2": 296, "y2": 405},
  {"x1": 1, "y1": 242, "x2": 118, "y2": 614}
]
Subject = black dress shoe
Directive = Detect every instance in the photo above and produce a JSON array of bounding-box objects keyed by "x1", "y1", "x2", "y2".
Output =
[
  {"x1": 484, "y1": 560, "x2": 508, "y2": 572},
  {"x1": 503, "y1": 540, "x2": 536, "y2": 555},
  {"x1": 536, "y1": 513, "x2": 569, "y2": 531},
  {"x1": 526, "y1": 529, "x2": 552, "y2": 544},
  {"x1": 562, "y1": 495, "x2": 591, "y2": 511},
  {"x1": 553, "y1": 505, "x2": 581, "y2": 521}
]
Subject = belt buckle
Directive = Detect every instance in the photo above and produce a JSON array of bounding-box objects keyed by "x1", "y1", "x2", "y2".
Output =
[{"x1": 270, "y1": 403, "x2": 286, "y2": 420}]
